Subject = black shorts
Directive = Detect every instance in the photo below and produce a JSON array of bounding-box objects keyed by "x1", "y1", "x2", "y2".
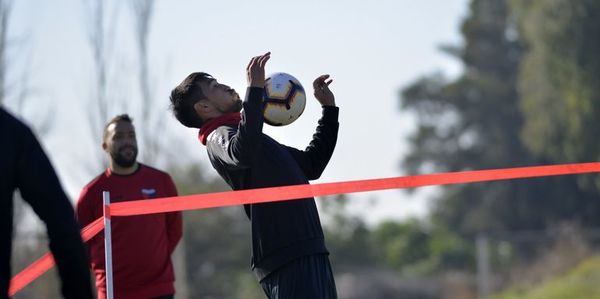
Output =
[{"x1": 260, "y1": 254, "x2": 337, "y2": 299}]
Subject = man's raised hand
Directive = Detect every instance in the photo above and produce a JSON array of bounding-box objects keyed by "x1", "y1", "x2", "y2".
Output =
[
  {"x1": 313, "y1": 74, "x2": 335, "y2": 107},
  {"x1": 247, "y1": 52, "x2": 271, "y2": 88}
]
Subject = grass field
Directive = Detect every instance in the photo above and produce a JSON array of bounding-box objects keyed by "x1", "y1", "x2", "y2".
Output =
[{"x1": 493, "y1": 255, "x2": 600, "y2": 299}]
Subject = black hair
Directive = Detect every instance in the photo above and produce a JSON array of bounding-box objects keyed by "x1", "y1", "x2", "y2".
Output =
[
  {"x1": 169, "y1": 72, "x2": 214, "y2": 128},
  {"x1": 103, "y1": 114, "x2": 133, "y2": 141}
]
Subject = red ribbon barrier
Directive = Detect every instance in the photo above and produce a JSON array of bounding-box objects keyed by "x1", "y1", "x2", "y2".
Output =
[
  {"x1": 9, "y1": 217, "x2": 104, "y2": 296},
  {"x1": 110, "y1": 162, "x2": 600, "y2": 216},
  {"x1": 10, "y1": 162, "x2": 600, "y2": 295}
]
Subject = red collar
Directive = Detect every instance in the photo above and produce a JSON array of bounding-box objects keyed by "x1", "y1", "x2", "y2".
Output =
[{"x1": 198, "y1": 112, "x2": 241, "y2": 145}]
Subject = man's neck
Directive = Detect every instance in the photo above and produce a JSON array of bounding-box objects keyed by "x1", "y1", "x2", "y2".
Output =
[{"x1": 109, "y1": 162, "x2": 139, "y2": 175}]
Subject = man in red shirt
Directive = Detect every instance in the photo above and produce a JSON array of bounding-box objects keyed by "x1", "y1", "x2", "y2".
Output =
[{"x1": 76, "y1": 114, "x2": 182, "y2": 299}]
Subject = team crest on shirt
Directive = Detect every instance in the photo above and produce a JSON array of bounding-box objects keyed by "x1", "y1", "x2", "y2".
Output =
[{"x1": 141, "y1": 188, "x2": 157, "y2": 198}]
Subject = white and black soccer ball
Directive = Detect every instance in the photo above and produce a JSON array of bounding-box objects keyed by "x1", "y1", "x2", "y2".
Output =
[{"x1": 263, "y1": 72, "x2": 306, "y2": 126}]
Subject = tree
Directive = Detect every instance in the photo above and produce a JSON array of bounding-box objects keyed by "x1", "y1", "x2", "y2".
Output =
[
  {"x1": 513, "y1": 0, "x2": 600, "y2": 224},
  {"x1": 3, "y1": 1, "x2": 64, "y2": 297},
  {"x1": 398, "y1": 0, "x2": 592, "y2": 238},
  {"x1": 129, "y1": 0, "x2": 172, "y2": 164},
  {"x1": 0, "y1": 0, "x2": 50, "y2": 132},
  {"x1": 0, "y1": 0, "x2": 9, "y2": 105},
  {"x1": 401, "y1": 0, "x2": 532, "y2": 236},
  {"x1": 81, "y1": 0, "x2": 129, "y2": 175},
  {"x1": 319, "y1": 195, "x2": 376, "y2": 270}
]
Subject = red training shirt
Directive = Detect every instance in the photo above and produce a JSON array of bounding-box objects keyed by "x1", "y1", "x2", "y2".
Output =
[{"x1": 76, "y1": 164, "x2": 182, "y2": 299}]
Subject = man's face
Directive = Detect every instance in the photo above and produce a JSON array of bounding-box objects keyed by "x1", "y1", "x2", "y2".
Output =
[
  {"x1": 103, "y1": 121, "x2": 138, "y2": 168},
  {"x1": 200, "y1": 79, "x2": 243, "y2": 114}
]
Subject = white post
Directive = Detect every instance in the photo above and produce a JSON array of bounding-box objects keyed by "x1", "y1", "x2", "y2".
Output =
[
  {"x1": 476, "y1": 234, "x2": 491, "y2": 299},
  {"x1": 103, "y1": 191, "x2": 114, "y2": 299}
]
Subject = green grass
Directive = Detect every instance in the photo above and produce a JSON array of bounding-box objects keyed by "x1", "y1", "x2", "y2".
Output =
[{"x1": 493, "y1": 255, "x2": 600, "y2": 299}]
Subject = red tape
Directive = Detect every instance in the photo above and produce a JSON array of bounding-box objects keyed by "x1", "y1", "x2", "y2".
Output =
[
  {"x1": 110, "y1": 162, "x2": 600, "y2": 216},
  {"x1": 9, "y1": 217, "x2": 105, "y2": 296},
  {"x1": 9, "y1": 162, "x2": 600, "y2": 295}
]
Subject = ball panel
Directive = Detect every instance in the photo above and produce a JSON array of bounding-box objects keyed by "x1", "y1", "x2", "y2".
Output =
[{"x1": 263, "y1": 72, "x2": 306, "y2": 126}]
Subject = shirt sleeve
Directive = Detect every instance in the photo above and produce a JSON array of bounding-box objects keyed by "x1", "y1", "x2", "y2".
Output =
[
  {"x1": 76, "y1": 187, "x2": 97, "y2": 230},
  {"x1": 284, "y1": 106, "x2": 340, "y2": 180},
  {"x1": 16, "y1": 126, "x2": 93, "y2": 299},
  {"x1": 164, "y1": 175, "x2": 182, "y2": 254},
  {"x1": 75, "y1": 185, "x2": 102, "y2": 263}
]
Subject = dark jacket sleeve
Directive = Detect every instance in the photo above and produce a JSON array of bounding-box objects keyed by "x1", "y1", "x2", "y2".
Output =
[
  {"x1": 16, "y1": 126, "x2": 93, "y2": 299},
  {"x1": 207, "y1": 87, "x2": 265, "y2": 169},
  {"x1": 284, "y1": 106, "x2": 339, "y2": 180}
]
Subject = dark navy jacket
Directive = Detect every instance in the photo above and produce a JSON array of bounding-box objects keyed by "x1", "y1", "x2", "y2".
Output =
[
  {"x1": 0, "y1": 108, "x2": 92, "y2": 299},
  {"x1": 205, "y1": 87, "x2": 339, "y2": 280}
]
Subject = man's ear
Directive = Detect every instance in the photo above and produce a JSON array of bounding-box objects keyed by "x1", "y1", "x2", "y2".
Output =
[
  {"x1": 102, "y1": 141, "x2": 108, "y2": 152},
  {"x1": 194, "y1": 100, "x2": 211, "y2": 118}
]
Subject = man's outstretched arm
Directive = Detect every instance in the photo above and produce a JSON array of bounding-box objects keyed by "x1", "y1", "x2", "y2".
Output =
[
  {"x1": 285, "y1": 75, "x2": 339, "y2": 180},
  {"x1": 16, "y1": 126, "x2": 93, "y2": 299}
]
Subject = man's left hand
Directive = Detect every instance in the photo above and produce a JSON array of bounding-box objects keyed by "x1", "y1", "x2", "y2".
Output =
[{"x1": 313, "y1": 74, "x2": 335, "y2": 107}]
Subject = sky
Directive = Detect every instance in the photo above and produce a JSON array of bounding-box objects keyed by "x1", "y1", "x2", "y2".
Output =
[{"x1": 7, "y1": 0, "x2": 469, "y2": 226}]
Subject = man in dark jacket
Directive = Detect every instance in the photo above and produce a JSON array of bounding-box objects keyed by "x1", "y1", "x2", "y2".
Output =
[
  {"x1": 169, "y1": 52, "x2": 339, "y2": 298},
  {"x1": 0, "y1": 107, "x2": 93, "y2": 299}
]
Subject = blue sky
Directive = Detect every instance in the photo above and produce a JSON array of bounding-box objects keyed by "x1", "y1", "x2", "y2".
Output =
[{"x1": 7, "y1": 0, "x2": 469, "y2": 225}]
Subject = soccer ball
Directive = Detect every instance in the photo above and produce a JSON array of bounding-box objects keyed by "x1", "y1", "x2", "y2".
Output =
[{"x1": 263, "y1": 72, "x2": 306, "y2": 126}]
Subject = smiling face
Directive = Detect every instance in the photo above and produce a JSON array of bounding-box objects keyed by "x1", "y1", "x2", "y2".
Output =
[
  {"x1": 103, "y1": 120, "x2": 138, "y2": 168},
  {"x1": 195, "y1": 78, "x2": 243, "y2": 119}
]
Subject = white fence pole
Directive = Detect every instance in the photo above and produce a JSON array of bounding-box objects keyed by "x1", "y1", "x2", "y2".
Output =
[
  {"x1": 103, "y1": 191, "x2": 114, "y2": 299},
  {"x1": 476, "y1": 234, "x2": 491, "y2": 299}
]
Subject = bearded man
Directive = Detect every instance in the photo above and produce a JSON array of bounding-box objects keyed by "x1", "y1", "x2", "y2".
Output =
[{"x1": 76, "y1": 114, "x2": 182, "y2": 299}]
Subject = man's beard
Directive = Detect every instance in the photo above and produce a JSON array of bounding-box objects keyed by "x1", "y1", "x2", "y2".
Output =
[
  {"x1": 230, "y1": 99, "x2": 243, "y2": 113},
  {"x1": 110, "y1": 146, "x2": 138, "y2": 168}
]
